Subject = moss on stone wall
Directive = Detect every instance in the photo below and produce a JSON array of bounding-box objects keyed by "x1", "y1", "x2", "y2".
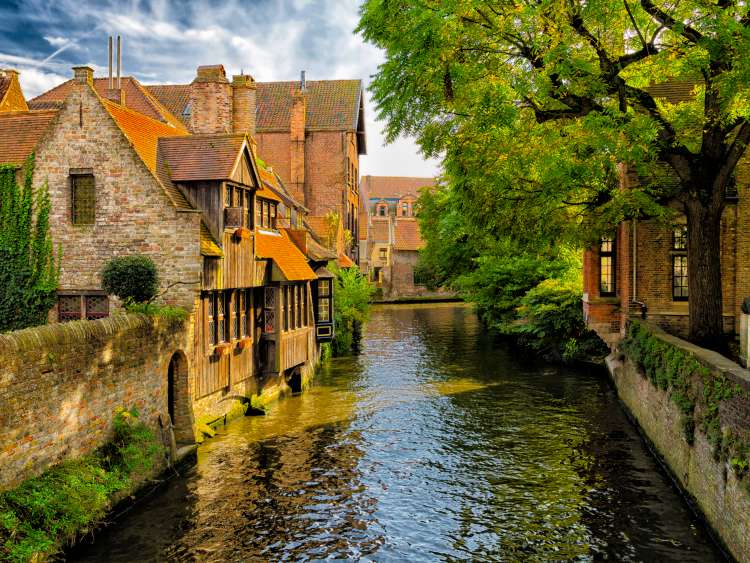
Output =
[{"x1": 621, "y1": 321, "x2": 750, "y2": 481}]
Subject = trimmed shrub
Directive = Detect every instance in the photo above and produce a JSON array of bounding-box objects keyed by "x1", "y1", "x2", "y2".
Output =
[{"x1": 101, "y1": 255, "x2": 159, "y2": 303}]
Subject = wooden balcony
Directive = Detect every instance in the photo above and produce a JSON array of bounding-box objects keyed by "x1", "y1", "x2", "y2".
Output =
[{"x1": 279, "y1": 326, "x2": 313, "y2": 373}]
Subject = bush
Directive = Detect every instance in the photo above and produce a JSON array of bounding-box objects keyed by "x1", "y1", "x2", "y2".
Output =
[
  {"x1": 0, "y1": 407, "x2": 162, "y2": 562},
  {"x1": 503, "y1": 279, "x2": 608, "y2": 363},
  {"x1": 331, "y1": 265, "x2": 375, "y2": 356},
  {"x1": 124, "y1": 301, "x2": 188, "y2": 322},
  {"x1": 101, "y1": 255, "x2": 159, "y2": 303}
]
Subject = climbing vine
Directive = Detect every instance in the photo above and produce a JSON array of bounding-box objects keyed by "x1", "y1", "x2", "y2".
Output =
[
  {"x1": 621, "y1": 321, "x2": 749, "y2": 483},
  {"x1": 0, "y1": 154, "x2": 59, "y2": 332}
]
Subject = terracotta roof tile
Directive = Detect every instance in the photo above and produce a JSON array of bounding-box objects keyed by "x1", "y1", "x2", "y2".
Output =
[
  {"x1": 362, "y1": 176, "x2": 435, "y2": 199},
  {"x1": 146, "y1": 80, "x2": 363, "y2": 132},
  {"x1": 30, "y1": 77, "x2": 186, "y2": 129},
  {"x1": 256, "y1": 230, "x2": 316, "y2": 281},
  {"x1": 159, "y1": 134, "x2": 246, "y2": 182},
  {"x1": 393, "y1": 219, "x2": 423, "y2": 251},
  {"x1": 0, "y1": 110, "x2": 58, "y2": 165},
  {"x1": 336, "y1": 253, "x2": 355, "y2": 268},
  {"x1": 370, "y1": 219, "x2": 390, "y2": 243}
]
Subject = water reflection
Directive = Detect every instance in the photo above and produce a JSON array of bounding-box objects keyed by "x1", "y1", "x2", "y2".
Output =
[{"x1": 70, "y1": 303, "x2": 724, "y2": 562}]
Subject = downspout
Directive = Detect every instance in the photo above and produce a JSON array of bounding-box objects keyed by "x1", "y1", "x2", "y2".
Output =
[{"x1": 631, "y1": 219, "x2": 647, "y2": 319}]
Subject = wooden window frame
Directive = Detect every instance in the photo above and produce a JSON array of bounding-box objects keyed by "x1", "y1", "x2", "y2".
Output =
[
  {"x1": 283, "y1": 285, "x2": 289, "y2": 332},
  {"x1": 71, "y1": 173, "x2": 96, "y2": 225},
  {"x1": 58, "y1": 293, "x2": 109, "y2": 322},
  {"x1": 233, "y1": 290, "x2": 241, "y2": 341},
  {"x1": 672, "y1": 255, "x2": 689, "y2": 301},
  {"x1": 673, "y1": 225, "x2": 688, "y2": 251},
  {"x1": 599, "y1": 236, "x2": 616, "y2": 297}
]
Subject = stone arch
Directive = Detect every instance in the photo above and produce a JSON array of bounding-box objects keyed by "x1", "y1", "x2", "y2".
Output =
[
  {"x1": 167, "y1": 350, "x2": 194, "y2": 444},
  {"x1": 286, "y1": 366, "x2": 303, "y2": 394}
]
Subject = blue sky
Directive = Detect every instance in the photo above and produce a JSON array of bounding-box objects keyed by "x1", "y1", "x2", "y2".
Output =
[{"x1": 0, "y1": 0, "x2": 440, "y2": 177}]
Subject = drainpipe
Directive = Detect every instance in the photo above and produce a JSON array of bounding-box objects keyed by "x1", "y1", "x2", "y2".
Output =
[{"x1": 631, "y1": 218, "x2": 647, "y2": 319}]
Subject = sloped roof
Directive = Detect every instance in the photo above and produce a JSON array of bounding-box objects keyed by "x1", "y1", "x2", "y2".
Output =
[
  {"x1": 200, "y1": 222, "x2": 223, "y2": 257},
  {"x1": 145, "y1": 80, "x2": 363, "y2": 132},
  {"x1": 645, "y1": 80, "x2": 698, "y2": 104},
  {"x1": 370, "y1": 219, "x2": 390, "y2": 243},
  {"x1": 0, "y1": 71, "x2": 28, "y2": 112},
  {"x1": 256, "y1": 229, "x2": 316, "y2": 281},
  {"x1": 394, "y1": 219, "x2": 424, "y2": 251},
  {"x1": 159, "y1": 134, "x2": 246, "y2": 181},
  {"x1": 256, "y1": 182, "x2": 283, "y2": 203},
  {"x1": 29, "y1": 77, "x2": 186, "y2": 129},
  {"x1": 337, "y1": 253, "x2": 355, "y2": 268},
  {"x1": 305, "y1": 235, "x2": 337, "y2": 261},
  {"x1": 358, "y1": 211, "x2": 368, "y2": 240},
  {"x1": 0, "y1": 110, "x2": 58, "y2": 166},
  {"x1": 362, "y1": 175, "x2": 435, "y2": 199}
]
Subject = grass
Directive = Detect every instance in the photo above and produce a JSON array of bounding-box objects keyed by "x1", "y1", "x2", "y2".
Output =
[{"x1": 0, "y1": 408, "x2": 163, "y2": 562}]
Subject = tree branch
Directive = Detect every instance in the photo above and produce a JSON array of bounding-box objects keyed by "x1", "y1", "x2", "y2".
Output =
[{"x1": 638, "y1": 0, "x2": 703, "y2": 43}]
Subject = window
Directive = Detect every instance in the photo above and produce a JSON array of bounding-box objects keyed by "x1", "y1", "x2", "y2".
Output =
[
  {"x1": 295, "y1": 285, "x2": 301, "y2": 329},
  {"x1": 401, "y1": 202, "x2": 409, "y2": 216},
  {"x1": 217, "y1": 291, "x2": 227, "y2": 342},
  {"x1": 378, "y1": 205, "x2": 386, "y2": 217},
  {"x1": 225, "y1": 185, "x2": 233, "y2": 207},
  {"x1": 283, "y1": 286, "x2": 289, "y2": 331},
  {"x1": 379, "y1": 248, "x2": 387, "y2": 261},
  {"x1": 317, "y1": 279, "x2": 331, "y2": 323},
  {"x1": 599, "y1": 236, "x2": 615, "y2": 296},
  {"x1": 71, "y1": 174, "x2": 95, "y2": 224},
  {"x1": 58, "y1": 294, "x2": 109, "y2": 322},
  {"x1": 256, "y1": 199, "x2": 263, "y2": 229},
  {"x1": 233, "y1": 291, "x2": 241, "y2": 340},
  {"x1": 301, "y1": 285, "x2": 307, "y2": 326},
  {"x1": 673, "y1": 225, "x2": 687, "y2": 250},
  {"x1": 207, "y1": 293, "x2": 217, "y2": 345},
  {"x1": 673, "y1": 256, "x2": 689, "y2": 300},
  {"x1": 264, "y1": 287, "x2": 275, "y2": 333}
]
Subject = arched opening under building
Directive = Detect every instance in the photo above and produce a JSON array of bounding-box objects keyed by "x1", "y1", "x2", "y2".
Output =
[
  {"x1": 287, "y1": 366, "x2": 303, "y2": 394},
  {"x1": 167, "y1": 351, "x2": 194, "y2": 444}
]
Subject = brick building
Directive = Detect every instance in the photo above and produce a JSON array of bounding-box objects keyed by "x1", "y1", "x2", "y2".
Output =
[
  {"x1": 582, "y1": 83, "x2": 749, "y2": 346},
  {"x1": 361, "y1": 175, "x2": 451, "y2": 300},
  {"x1": 2, "y1": 63, "x2": 339, "y2": 442},
  {"x1": 144, "y1": 73, "x2": 366, "y2": 264}
]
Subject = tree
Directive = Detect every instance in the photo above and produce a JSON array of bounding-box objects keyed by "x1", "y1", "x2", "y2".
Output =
[
  {"x1": 0, "y1": 155, "x2": 59, "y2": 332},
  {"x1": 101, "y1": 255, "x2": 159, "y2": 304},
  {"x1": 330, "y1": 264, "x2": 375, "y2": 355},
  {"x1": 359, "y1": 0, "x2": 750, "y2": 348}
]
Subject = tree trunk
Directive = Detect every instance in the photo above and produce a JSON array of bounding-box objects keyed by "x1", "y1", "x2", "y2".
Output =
[{"x1": 685, "y1": 198, "x2": 724, "y2": 349}]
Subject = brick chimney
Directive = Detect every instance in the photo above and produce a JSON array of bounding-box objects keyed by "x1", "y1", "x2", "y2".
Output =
[
  {"x1": 232, "y1": 74, "x2": 256, "y2": 137},
  {"x1": 290, "y1": 71, "x2": 307, "y2": 205},
  {"x1": 189, "y1": 65, "x2": 232, "y2": 134},
  {"x1": 72, "y1": 66, "x2": 94, "y2": 85},
  {"x1": 0, "y1": 69, "x2": 29, "y2": 112}
]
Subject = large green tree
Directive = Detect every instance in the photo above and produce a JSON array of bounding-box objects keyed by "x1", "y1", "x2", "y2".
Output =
[
  {"x1": 359, "y1": 0, "x2": 750, "y2": 347},
  {"x1": 0, "y1": 155, "x2": 59, "y2": 332}
]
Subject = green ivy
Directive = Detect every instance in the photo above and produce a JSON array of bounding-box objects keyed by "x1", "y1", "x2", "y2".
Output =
[
  {"x1": 621, "y1": 321, "x2": 747, "y2": 470},
  {"x1": 0, "y1": 407, "x2": 163, "y2": 562},
  {"x1": 0, "y1": 154, "x2": 60, "y2": 333}
]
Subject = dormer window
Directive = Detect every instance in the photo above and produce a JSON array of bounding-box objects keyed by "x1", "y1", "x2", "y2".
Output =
[
  {"x1": 257, "y1": 197, "x2": 278, "y2": 229},
  {"x1": 376, "y1": 203, "x2": 387, "y2": 217}
]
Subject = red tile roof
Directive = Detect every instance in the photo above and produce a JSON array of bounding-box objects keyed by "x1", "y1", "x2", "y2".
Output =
[
  {"x1": 370, "y1": 219, "x2": 390, "y2": 243},
  {"x1": 29, "y1": 77, "x2": 186, "y2": 129},
  {"x1": 393, "y1": 219, "x2": 424, "y2": 251},
  {"x1": 337, "y1": 253, "x2": 355, "y2": 268},
  {"x1": 256, "y1": 230, "x2": 316, "y2": 281},
  {"x1": 0, "y1": 110, "x2": 58, "y2": 165},
  {"x1": 362, "y1": 176, "x2": 435, "y2": 199},
  {"x1": 145, "y1": 80, "x2": 363, "y2": 132},
  {"x1": 159, "y1": 134, "x2": 246, "y2": 182}
]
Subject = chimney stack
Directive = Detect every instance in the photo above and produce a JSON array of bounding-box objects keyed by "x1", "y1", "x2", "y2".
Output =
[
  {"x1": 72, "y1": 66, "x2": 94, "y2": 85},
  {"x1": 189, "y1": 64, "x2": 232, "y2": 134},
  {"x1": 104, "y1": 36, "x2": 125, "y2": 105},
  {"x1": 290, "y1": 72, "x2": 307, "y2": 204},
  {"x1": 108, "y1": 36, "x2": 113, "y2": 89},
  {"x1": 232, "y1": 73, "x2": 256, "y2": 137},
  {"x1": 116, "y1": 35, "x2": 121, "y2": 89}
]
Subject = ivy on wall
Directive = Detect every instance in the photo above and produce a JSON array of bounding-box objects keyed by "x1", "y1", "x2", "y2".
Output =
[{"x1": 621, "y1": 321, "x2": 750, "y2": 481}]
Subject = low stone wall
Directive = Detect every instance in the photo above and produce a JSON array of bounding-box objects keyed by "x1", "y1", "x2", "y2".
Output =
[
  {"x1": 611, "y1": 323, "x2": 750, "y2": 561},
  {"x1": 0, "y1": 314, "x2": 189, "y2": 490}
]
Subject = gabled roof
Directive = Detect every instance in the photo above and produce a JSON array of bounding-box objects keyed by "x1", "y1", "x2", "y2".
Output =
[
  {"x1": 337, "y1": 253, "x2": 355, "y2": 268},
  {"x1": 256, "y1": 229, "x2": 316, "y2": 281},
  {"x1": 159, "y1": 134, "x2": 248, "y2": 182},
  {"x1": 29, "y1": 77, "x2": 186, "y2": 130},
  {"x1": 0, "y1": 110, "x2": 58, "y2": 166},
  {"x1": 362, "y1": 175, "x2": 435, "y2": 199},
  {"x1": 145, "y1": 79, "x2": 365, "y2": 146},
  {"x1": 0, "y1": 70, "x2": 28, "y2": 113},
  {"x1": 394, "y1": 219, "x2": 424, "y2": 251}
]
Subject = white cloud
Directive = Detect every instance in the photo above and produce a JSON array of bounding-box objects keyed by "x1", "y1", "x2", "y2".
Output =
[{"x1": 44, "y1": 36, "x2": 69, "y2": 47}]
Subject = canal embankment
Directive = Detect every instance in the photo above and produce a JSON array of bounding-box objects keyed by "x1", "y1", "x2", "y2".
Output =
[{"x1": 610, "y1": 320, "x2": 750, "y2": 562}]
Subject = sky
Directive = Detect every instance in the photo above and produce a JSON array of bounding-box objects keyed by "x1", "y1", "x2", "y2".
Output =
[{"x1": 0, "y1": 0, "x2": 441, "y2": 178}]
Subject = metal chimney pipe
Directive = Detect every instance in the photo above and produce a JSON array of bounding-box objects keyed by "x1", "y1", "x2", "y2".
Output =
[
  {"x1": 300, "y1": 70, "x2": 306, "y2": 92},
  {"x1": 116, "y1": 35, "x2": 121, "y2": 89},
  {"x1": 108, "y1": 36, "x2": 113, "y2": 89}
]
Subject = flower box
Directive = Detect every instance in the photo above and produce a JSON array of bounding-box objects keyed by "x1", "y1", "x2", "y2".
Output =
[
  {"x1": 214, "y1": 342, "x2": 232, "y2": 356},
  {"x1": 238, "y1": 337, "x2": 253, "y2": 350},
  {"x1": 234, "y1": 227, "x2": 251, "y2": 240}
]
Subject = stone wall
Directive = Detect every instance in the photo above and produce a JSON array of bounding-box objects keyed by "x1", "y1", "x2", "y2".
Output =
[
  {"x1": 612, "y1": 325, "x2": 750, "y2": 561},
  {"x1": 0, "y1": 314, "x2": 190, "y2": 490}
]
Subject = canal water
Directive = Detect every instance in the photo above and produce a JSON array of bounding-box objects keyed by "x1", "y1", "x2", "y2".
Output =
[{"x1": 70, "y1": 303, "x2": 725, "y2": 562}]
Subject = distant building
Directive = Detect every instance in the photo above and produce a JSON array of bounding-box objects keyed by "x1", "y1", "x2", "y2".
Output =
[{"x1": 361, "y1": 175, "x2": 451, "y2": 300}]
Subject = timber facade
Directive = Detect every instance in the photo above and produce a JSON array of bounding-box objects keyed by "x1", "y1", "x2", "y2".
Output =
[{"x1": 0, "y1": 62, "x2": 356, "y2": 442}]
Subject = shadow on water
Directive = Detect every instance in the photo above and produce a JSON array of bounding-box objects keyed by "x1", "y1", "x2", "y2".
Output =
[{"x1": 69, "y1": 303, "x2": 726, "y2": 562}]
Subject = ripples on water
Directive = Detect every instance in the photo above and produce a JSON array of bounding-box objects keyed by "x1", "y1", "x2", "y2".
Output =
[{"x1": 69, "y1": 304, "x2": 724, "y2": 562}]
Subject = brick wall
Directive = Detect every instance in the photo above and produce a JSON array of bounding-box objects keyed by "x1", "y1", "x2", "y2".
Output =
[
  {"x1": 0, "y1": 314, "x2": 190, "y2": 490},
  {"x1": 37, "y1": 81, "x2": 202, "y2": 312},
  {"x1": 612, "y1": 329, "x2": 750, "y2": 561}
]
